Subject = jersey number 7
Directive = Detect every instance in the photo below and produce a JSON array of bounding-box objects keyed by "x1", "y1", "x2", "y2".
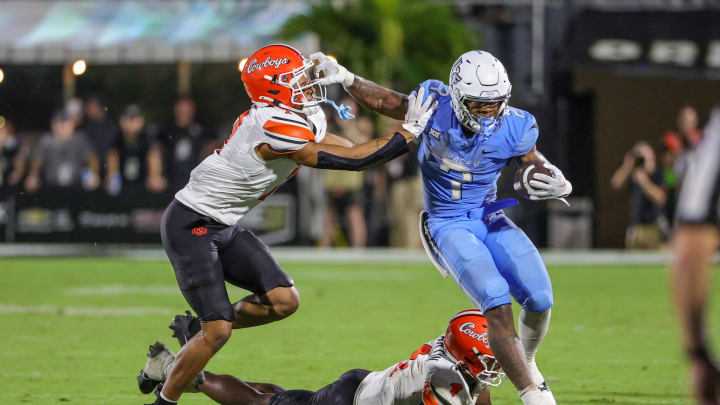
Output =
[{"x1": 440, "y1": 158, "x2": 471, "y2": 201}]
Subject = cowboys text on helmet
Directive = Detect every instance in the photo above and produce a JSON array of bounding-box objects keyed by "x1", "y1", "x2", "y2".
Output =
[{"x1": 246, "y1": 56, "x2": 290, "y2": 74}]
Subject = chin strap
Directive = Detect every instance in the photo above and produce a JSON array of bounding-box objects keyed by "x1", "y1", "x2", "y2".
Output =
[{"x1": 322, "y1": 99, "x2": 355, "y2": 120}]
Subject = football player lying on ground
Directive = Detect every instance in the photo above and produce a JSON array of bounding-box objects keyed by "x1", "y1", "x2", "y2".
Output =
[
  {"x1": 150, "y1": 44, "x2": 438, "y2": 405},
  {"x1": 311, "y1": 50, "x2": 571, "y2": 405},
  {"x1": 139, "y1": 310, "x2": 502, "y2": 405}
]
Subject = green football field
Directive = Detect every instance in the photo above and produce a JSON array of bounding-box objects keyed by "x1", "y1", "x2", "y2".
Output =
[{"x1": 1, "y1": 257, "x2": 719, "y2": 404}]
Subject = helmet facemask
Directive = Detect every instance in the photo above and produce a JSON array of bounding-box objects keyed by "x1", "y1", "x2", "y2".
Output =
[
  {"x1": 454, "y1": 346, "x2": 505, "y2": 387},
  {"x1": 267, "y1": 59, "x2": 327, "y2": 115},
  {"x1": 451, "y1": 87, "x2": 510, "y2": 137}
]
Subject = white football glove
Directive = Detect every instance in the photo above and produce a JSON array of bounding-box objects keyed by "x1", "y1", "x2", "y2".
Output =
[
  {"x1": 528, "y1": 162, "x2": 572, "y2": 204},
  {"x1": 309, "y1": 52, "x2": 355, "y2": 87},
  {"x1": 402, "y1": 87, "x2": 437, "y2": 138}
]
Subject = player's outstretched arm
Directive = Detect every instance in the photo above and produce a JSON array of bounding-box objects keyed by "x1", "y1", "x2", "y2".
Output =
[
  {"x1": 258, "y1": 87, "x2": 435, "y2": 171},
  {"x1": 311, "y1": 52, "x2": 409, "y2": 121}
]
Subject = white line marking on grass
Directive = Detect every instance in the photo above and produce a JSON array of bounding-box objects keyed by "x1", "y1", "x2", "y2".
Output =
[
  {"x1": 0, "y1": 304, "x2": 173, "y2": 317},
  {"x1": 64, "y1": 284, "x2": 178, "y2": 296},
  {"x1": 291, "y1": 269, "x2": 415, "y2": 281}
]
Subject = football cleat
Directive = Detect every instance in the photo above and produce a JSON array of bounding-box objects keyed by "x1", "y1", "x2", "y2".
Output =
[
  {"x1": 137, "y1": 342, "x2": 175, "y2": 394},
  {"x1": 169, "y1": 310, "x2": 201, "y2": 347}
]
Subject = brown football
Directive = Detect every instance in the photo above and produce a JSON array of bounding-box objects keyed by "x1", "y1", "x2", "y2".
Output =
[{"x1": 513, "y1": 160, "x2": 554, "y2": 199}]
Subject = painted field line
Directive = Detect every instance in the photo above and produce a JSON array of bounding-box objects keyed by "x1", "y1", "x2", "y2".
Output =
[
  {"x1": 0, "y1": 303, "x2": 173, "y2": 317},
  {"x1": 64, "y1": 284, "x2": 179, "y2": 296}
]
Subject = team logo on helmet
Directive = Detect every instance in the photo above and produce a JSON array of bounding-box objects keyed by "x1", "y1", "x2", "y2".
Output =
[
  {"x1": 246, "y1": 57, "x2": 291, "y2": 74},
  {"x1": 458, "y1": 322, "x2": 490, "y2": 349},
  {"x1": 450, "y1": 60, "x2": 462, "y2": 86}
]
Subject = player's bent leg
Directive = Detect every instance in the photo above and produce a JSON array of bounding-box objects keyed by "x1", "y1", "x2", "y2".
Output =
[
  {"x1": 484, "y1": 304, "x2": 533, "y2": 390},
  {"x1": 232, "y1": 286, "x2": 300, "y2": 329},
  {"x1": 161, "y1": 319, "x2": 233, "y2": 401},
  {"x1": 484, "y1": 216, "x2": 554, "y2": 395},
  {"x1": 198, "y1": 371, "x2": 277, "y2": 405}
]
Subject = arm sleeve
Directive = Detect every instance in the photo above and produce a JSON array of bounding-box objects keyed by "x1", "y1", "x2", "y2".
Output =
[{"x1": 315, "y1": 132, "x2": 408, "y2": 171}]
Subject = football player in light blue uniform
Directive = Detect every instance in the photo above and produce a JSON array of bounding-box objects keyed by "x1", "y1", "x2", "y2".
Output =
[{"x1": 313, "y1": 50, "x2": 571, "y2": 405}]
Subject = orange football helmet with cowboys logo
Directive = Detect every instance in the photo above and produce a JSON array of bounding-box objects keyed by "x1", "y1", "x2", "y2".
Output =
[
  {"x1": 445, "y1": 310, "x2": 504, "y2": 386},
  {"x1": 241, "y1": 44, "x2": 327, "y2": 114}
]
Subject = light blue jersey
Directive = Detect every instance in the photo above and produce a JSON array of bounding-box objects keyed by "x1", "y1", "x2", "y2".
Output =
[
  {"x1": 415, "y1": 79, "x2": 552, "y2": 314},
  {"x1": 416, "y1": 79, "x2": 538, "y2": 217}
]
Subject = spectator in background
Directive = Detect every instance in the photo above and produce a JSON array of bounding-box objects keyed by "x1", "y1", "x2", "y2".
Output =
[
  {"x1": 663, "y1": 106, "x2": 704, "y2": 229},
  {"x1": 81, "y1": 95, "x2": 120, "y2": 163},
  {"x1": 0, "y1": 118, "x2": 28, "y2": 195},
  {"x1": 611, "y1": 140, "x2": 667, "y2": 249},
  {"x1": 664, "y1": 106, "x2": 702, "y2": 156},
  {"x1": 65, "y1": 97, "x2": 84, "y2": 129},
  {"x1": 386, "y1": 119, "x2": 424, "y2": 248},
  {"x1": 155, "y1": 97, "x2": 216, "y2": 191},
  {"x1": 24, "y1": 110, "x2": 99, "y2": 193},
  {"x1": 105, "y1": 105, "x2": 164, "y2": 195},
  {"x1": 319, "y1": 98, "x2": 369, "y2": 248}
]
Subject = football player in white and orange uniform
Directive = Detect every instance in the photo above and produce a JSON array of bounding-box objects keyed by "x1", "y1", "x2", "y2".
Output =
[
  {"x1": 140, "y1": 310, "x2": 503, "y2": 405},
  {"x1": 149, "y1": 43, "x2": 438, "y2": 405}
]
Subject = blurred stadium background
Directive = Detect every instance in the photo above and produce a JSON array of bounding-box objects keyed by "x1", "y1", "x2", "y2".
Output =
[{"x1": 1, "y1": 0, "x2": 720, "y2": 404}]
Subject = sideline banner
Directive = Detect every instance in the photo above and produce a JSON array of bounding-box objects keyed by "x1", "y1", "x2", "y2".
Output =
[{"x1": 0, "y1": 186, "x2": 296, "y2": 245}]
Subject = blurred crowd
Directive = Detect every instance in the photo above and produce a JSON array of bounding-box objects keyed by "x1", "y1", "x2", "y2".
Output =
[
  {"x1": 0, "y1": 96, "x2": 425, "y2": 248},
  {"x1": 611, "y1": 106, "x2": 702, "y2": 250}
]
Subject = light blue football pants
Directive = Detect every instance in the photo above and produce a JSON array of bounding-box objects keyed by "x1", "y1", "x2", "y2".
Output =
[{"x1": 426, "y1": 209, "x2": 553, "y2": 313}]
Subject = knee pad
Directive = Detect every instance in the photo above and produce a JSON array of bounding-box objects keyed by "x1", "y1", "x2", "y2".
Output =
[
  {"x1": 524, "y1": 290, "x2": 553, "y2": 313},
  {"x1": 458, "y1": 270, "x2": 511, "y2": 312}
]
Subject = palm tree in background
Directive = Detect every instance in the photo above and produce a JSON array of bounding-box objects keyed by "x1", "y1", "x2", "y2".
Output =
[{"x1": 281, "y1": 0, "x2": 481, "y2": 92}]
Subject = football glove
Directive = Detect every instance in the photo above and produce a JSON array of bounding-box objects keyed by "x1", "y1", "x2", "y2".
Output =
[
  {"x1": 402, "y1": 87, "x2": 437, "y2": 138},
  {"x1": 527, "y1": 162, "x2": 572, "y2": 202},
  {"x1": 309, "y1": 52, "x2": 355, "y2": 87}
]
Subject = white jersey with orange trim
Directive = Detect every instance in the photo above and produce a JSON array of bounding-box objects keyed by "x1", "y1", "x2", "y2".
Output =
[
  {"x1": 353, "y1": 335, "x2": 486, "y2": 405},
  {"x1": 175, "y1": 105, "x2": 326, "y2": 225}
]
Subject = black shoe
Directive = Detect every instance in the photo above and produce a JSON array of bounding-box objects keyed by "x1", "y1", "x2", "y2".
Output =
[
  {"x1": 169, "y1": 310, "x2": 201, "y2": 347},
  {"x1": 137, "y1": 369, "x2": 160, "y2": 395},
  {"x1": 137, "y1": 342, "x2": 174, "y2": 394},
  {"x1": 143, "y1": 383, "x2": 167, "y2": 405}
]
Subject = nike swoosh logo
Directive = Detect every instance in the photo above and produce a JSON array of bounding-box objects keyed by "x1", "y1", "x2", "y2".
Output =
[{"x1": 482, "y1": 150, "x2": 494, "y2": 154}]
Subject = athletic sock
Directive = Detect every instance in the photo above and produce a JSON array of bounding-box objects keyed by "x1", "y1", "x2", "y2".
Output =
[
  {"x1": 156, "y1": 392, "x2": 178, "y2": 404},
  {"x1": 518, "y1": 309, "x2": 551, "y2": 386},
  {"x1": 518, "y1": 308, "x2": 551, "y2": 360}
]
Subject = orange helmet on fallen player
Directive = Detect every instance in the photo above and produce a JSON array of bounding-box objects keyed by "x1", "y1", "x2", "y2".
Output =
[
  {"x1": 445, "y1": 309, "x2": 504, "y2": 386},
  {"x1": 241, "y1": 44, "x2": 326, "y2": 114}
]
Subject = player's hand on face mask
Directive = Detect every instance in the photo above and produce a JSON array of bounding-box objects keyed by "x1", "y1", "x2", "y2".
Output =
[
  {"x1": 402, "y1": 87, "x2": 437, "y2": 138},
  {"x1": 310, "y1": 52, "x2": 355, "y2": 87},
  {"x1": 527, "y1": 162, "x2": 572, "y2": 200}
]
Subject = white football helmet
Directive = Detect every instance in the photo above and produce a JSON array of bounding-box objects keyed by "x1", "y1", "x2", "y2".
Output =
[{"x1": 449, "y1": 50, "x2": 511, "y2": 135}]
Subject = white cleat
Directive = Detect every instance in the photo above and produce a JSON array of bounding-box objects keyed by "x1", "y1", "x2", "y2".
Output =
[
  {"x1": 528, "y1": 359, "x2": 555, "y2": 404},
  {"x1": 143, "y1": 341, "x2": 175, "y2": 381},
  {"x1": 137, "y1": 341, "x2": 175, "y2": 394}
]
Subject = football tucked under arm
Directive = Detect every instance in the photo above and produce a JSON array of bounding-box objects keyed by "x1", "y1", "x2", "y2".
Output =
[{"x1": 514, "y1": 148, "x2": 572, "y2": 205}]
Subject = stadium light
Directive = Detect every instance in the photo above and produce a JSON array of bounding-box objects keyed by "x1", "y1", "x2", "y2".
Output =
[
  {"x1": 238, "y1": 58, "x2": 248, "y2": 72},
  {"x1": 72, "y1": 59, "x2": 87, "y2": 76},
  {"x1": 0, "y1": 68, "x2": 4, "y2": 84}
]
